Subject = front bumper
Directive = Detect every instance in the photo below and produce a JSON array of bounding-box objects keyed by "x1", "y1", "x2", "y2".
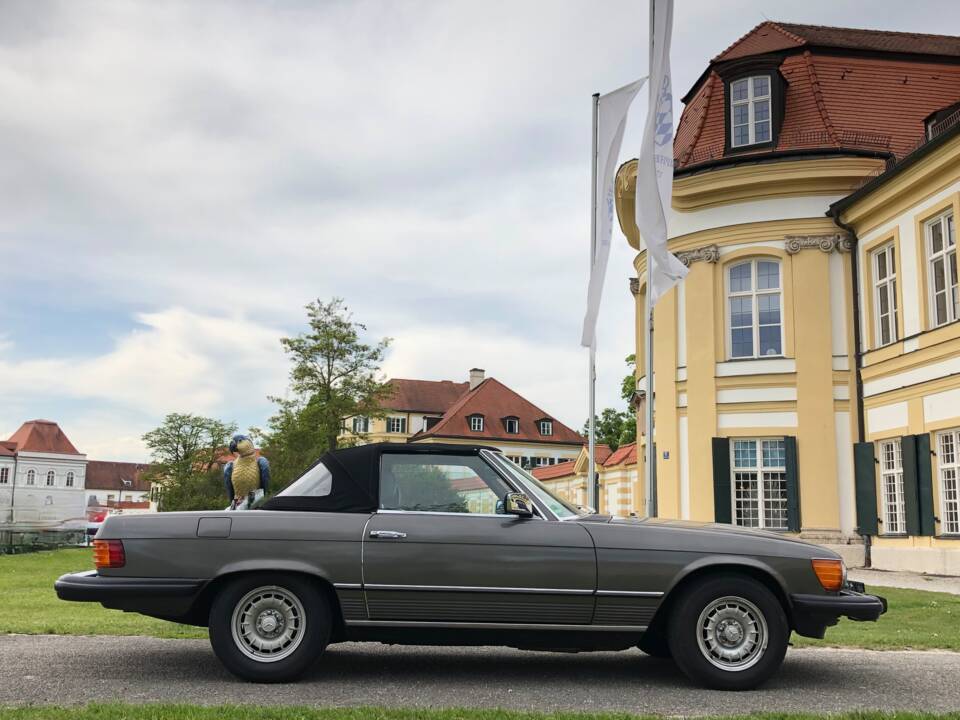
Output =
[
  {"x1": 55, "y1": 570, "x2": 207, "y2": 622},
  {"x1": 790, "y1": 588, "x2": 887, "y2": 638}
]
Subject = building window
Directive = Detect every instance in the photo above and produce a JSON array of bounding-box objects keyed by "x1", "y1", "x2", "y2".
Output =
[
  {"x1": 927, "y1": 211, "x2": 957, "y2": 327},
  {"x1": 730, "y1": 439, "x2": 788, "y2": 530},
  {"x1": 0, "y1": 468, "x2": 8, "y2": 484},
  {"x1": 872, "y1": 243, "x2": 898, "y2": 347},
  {"x1": 386, "y1": 417, "x2": 407, "y2": 434},
  {"x1": 539, "y1": 420, "x2": 553, "y2": 436},
  {"x1": 730, "y1": 75, "x2": 771, "y2": 148},
  {"x1": 879, "y1": 439, "x2": 906, "y2": 534},
  {"x1": 46, "y1": 470, "x2": 55, "y2": 486},
  {"x1": 469, "y1": 415, "x2": 484, "y2": 432},
  {"x1": 504, "y1": 418, "x2": 519, "y2": 434},
  {"x1": 26, "y1": 469, "x2": 35, "y2": 486},
  {"x1": 506, "y1": 455, "x2": 523, "y2": 466},
  {"x1": 937, "y1": 429, "x2": 960, "y2": 535},
  {"x1": 352, "y1": 416, "x2": 369, "y2": 434},
  {"x1": 66, "y1": 471, "x2": 75, "y2": 487},
  {"x1": 728, "y1": 259, "x2": 782, "y2": 358},
  {"x1": 534, "y1": 457, "x2": 552, "y2": 467}
]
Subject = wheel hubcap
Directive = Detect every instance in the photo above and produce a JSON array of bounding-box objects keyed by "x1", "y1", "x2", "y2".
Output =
[
  {"x1": 230, "y1": 585, "x2": 306, "y2": 663},
  {"x1": 696, "y1": 596, "x2": 768, "y2": 672}
]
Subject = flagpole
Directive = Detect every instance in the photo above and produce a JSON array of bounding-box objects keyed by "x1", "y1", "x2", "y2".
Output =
[
  {"x1": 588, "y1": 92, "x2": 599, "y2": 512},
  {"x1": 644, "y1": 0, "x2": 656, "y2": 518}
]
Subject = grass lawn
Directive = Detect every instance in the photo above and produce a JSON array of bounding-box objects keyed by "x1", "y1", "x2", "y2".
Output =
[
  {"x1": 0, "y1": 708, "x2": 957, "y2": 720},
  {"x1": 2, "y1": 548, "x2": 958, "y2": 650}
]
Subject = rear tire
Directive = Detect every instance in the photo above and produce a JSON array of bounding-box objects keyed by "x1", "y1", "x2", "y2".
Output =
[
  {"x1": 208, "y1": 573, "x2": 330, "y2": 683},
  {"x1": 667, "y1": 575, "x2": 788, "y2": 690},
  {"x1": 638, "y1": 631, "x2": 672, "y2": 659}
]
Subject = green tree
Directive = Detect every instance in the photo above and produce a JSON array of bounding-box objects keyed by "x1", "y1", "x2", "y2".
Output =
[
  {"x1": 142, "y1": 413, "x2": 237, "y2": 511},
  {"x1": 582, "y1": 407, "x2": 636, "y2": 451},
  {"x1": 621, "y1": 353, "x2": 637, "y2": 404},
  {"x1": 262, "y1": 298, "x2": 392, "y2": 487}
]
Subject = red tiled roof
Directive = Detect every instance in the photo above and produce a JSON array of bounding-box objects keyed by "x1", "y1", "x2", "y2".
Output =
[
  {"x1": 603, "y1": 442, "x2": 638, "y2": 467},
  {"x1": 7, "y1": 420, "x2": 81, "y2": 455},
  {"x1": 85, "y1": 460, "x2": 152, "y2": 492},
  {"x1": 531, "y1": 460, "x2": 577, "y2": 481},
  {"x1": 450, "y1": 474, "x2": 487, "y2": 491},
  {"x1": 677, "y1": 23, "x2": 960, "y2": 171},
  {"x1": 593, "y1": 445, "x2": 614, "y2": 464},
  {"x1": 380, "y1": 379, "x2": 470, "y2": 414},
  {"x1": 0, "y1": 441, "x2": 16, "y2": 457},
  {"x1": 413, "y1": 378, "x2": 584, "y2": 445}
]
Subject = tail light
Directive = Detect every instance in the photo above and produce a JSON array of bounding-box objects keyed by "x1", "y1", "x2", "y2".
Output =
[
  {"x1": 93, "y1": 539, "x2": 125, "y2": 570},
  {"x1": 812, "y1": 558, "x2": 844, "y2": 591},
  {"x1": 87, "y1": 509, "x2": 108, "y2": 524}
]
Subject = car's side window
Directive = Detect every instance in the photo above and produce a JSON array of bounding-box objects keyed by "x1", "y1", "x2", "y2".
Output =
[{"x1": 379, "y1": 454, "x2": 511, "y2": 514}]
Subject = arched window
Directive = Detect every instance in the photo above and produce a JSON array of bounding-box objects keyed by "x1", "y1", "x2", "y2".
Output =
[
  {"x1": 26, "y1": 469, "x2": 35, "y2": 485},
  {"x1": 66, "y1": 471, "x2": 75, "y2": 487},
  {"x1": 46, "y1": 470, "x2": 56, "y2": 486},
  {"x1": 728, "y1": 259, "x2": 782, "y2": 358}
]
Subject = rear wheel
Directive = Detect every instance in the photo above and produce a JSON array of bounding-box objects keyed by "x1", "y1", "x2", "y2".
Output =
[
  {"x1": 208, "y1": 573, "x2": 330, "y2": 682},
  {"x1": 668, "y1": 575, "x2": 788, "y2": 690}
]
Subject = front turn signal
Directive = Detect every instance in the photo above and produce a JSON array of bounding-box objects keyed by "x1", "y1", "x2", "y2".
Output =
[
  {"x1": 812, "y1": 558, "x2": 844, "y2": 591},
  {"x1": 93, "y1": 539, "x2": 125, "y2": 570}
]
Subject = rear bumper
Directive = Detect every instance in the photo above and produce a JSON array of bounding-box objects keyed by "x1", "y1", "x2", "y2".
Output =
[
  {"x1": 55, "y1": 570, "x2": 207, "y2": 621},
  {"x1": 790, "y1": 589, "x2": 887, "y2": 638}
]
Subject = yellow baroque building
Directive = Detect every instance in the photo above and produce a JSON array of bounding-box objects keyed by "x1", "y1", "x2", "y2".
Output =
[{"x1": 614, "y1": 21, "x2": 960, "y2": 571}]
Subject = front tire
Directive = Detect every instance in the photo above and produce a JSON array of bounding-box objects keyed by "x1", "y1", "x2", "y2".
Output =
[
  {"x1": 668, "y1": 575, "x2": 788, "y2": 690},
  {"x1": 209, "y1": 573, "x2": 331, "y2": 682}
]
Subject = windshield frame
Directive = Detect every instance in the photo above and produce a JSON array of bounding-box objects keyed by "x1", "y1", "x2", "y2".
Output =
[{"x1": 481, "y1": 450, "x2": 586, "y2": 520}]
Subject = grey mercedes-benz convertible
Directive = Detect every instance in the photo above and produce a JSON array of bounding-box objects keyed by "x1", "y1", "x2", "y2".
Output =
[{"x1": 56, "y1": 442, "x2": 885, "y2": 690}]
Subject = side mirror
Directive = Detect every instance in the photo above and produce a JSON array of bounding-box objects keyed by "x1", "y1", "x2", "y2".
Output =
[{"x1": 503, "y1": 491, "x2": 534, "y2": 518}]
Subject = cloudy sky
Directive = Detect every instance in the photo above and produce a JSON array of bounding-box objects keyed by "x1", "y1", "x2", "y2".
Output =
[{"x1": 2, "y1": 0, "x2": 958, "y2": 461}]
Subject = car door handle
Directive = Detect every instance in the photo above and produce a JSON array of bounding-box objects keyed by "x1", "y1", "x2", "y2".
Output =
[{"x1": 369, "y1": 530, "x2": 407, "y2": 539}]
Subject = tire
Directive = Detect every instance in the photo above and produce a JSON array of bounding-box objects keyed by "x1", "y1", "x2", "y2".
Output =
[
  {"x1": 667, "y1": 575, "x2": 788, "y2": 690},
  {"x1": 638, "y1": 631, "x2": 672, "y2": 659},
  {"x1": 208, "y1": 573, "x2": 331, "y2": 683}
]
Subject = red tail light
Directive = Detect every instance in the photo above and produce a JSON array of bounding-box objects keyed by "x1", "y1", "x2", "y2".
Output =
[{"x1": 93, "y1": 539, "x2": 125, "y2": 569}]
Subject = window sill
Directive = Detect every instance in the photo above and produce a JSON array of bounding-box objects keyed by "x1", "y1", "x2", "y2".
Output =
[{"x1": 727, "y1": 355, "x2": 787, "y2": 362}]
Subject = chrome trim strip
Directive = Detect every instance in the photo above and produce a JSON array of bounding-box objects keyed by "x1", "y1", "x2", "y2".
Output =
[
  {"x1": 596, "y1": 590, "x2": 664, "y2": 598},
  {"x1": 333, "y1": 583, "x2": 363, "y2": 590},
  {"x1": 375, "y1": 509, "x2": 542, "y2": 520},
  {"x1": 345, "y1": 619, "x2": 647, "y2": 632},
  {"x1": 364, "y1": 583, "x2": 594, "y2": 595}
]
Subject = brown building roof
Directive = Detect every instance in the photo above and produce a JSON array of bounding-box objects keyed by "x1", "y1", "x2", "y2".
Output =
[
  {"x1": 676, "y1": 22, "x2": 960, "y2": 172},
  {"x1": 380, "y1": 378, "x2": 470, "y2": 414},
  {"x1": 603, "y1": 442, "x2": 638, "y2": 467},
  {"x1": 85, "y1": 460, "x2": 152, "y2": 492},
  {"x1": 0, "y1": 441, "x2": 16, "y2": 458},
  {"x1": 7, "y1": 420, "x2": 82, "y2": 455},
  {"x1": 413, "y1": 378, "x2": 584, "y2": 445},
  {"x1": 531, "y1": 460, "x2": 577, "y2": 481}
]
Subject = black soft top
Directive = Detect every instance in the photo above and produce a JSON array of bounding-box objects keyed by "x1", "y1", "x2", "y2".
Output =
[{"x1": 260, "y1": 442, "x2": 500, "y2": 514}]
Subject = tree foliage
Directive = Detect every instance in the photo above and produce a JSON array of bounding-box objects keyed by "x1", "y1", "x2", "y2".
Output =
[
  {"x1": 142, "y1": 413, "x2": 237, "y2": 512},
  {"x1": 262, "y1": 298, "x2": 392, "y2": 488},
  {"x1": 582, "y1": 407, "x2": 636, "y2": 451}
]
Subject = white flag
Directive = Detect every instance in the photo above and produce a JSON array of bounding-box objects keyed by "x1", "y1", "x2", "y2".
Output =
[
  {"x1": 636, "y1": 0, "x2": 687, "y2": 306},
  {"x1": 580, "y1": 77, "x2": 647, "y2": 348}
]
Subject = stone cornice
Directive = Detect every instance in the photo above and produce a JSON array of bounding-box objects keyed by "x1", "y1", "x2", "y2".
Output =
[
  {"x1": 784, "y1": 233, "x2": 852, "y2": 255},
  {"x1": 676, "y1": 244, "x2": 720, "y2": 267},
  {"x1": 629, "y1": 277, "x2": 640, "y2": 296}
]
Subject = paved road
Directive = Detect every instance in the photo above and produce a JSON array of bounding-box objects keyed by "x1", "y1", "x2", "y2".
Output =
[
  {"x1": 850, "y1": 568, "x2": 960, "y2": 595},
  {"x1": 3, "y1": 634, "x2": 959, "y2": 714}
]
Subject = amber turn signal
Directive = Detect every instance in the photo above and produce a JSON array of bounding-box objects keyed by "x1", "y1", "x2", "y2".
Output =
[
  {"x1": 93, "y1": 539, "x2": 125, "y2": 570},
  {"x1": 812, "y1": 558, "x2": 844, "y2": 591}
]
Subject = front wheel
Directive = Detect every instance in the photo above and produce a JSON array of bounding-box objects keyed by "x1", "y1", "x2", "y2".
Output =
[
  {"x1": 208, "y1": 573, "x2": 331, "y2": 682},
  {"x1": 668, "y1": 575, "x2": 788, "y2": 690}
]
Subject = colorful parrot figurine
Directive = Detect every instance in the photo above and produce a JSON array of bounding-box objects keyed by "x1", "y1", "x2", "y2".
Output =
[{"x1": 223, "y1": 434, "x2": 270, "y2": 510}]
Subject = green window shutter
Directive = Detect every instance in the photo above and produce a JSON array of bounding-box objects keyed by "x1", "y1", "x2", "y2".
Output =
[
  {"x1": 915, "y1": 433, "x2": 936, "y2": 537},
  {"x1": 853, "y1": 442, "x2": 879, "y2": 536},
  {"x1": 651, "y1": 442, "x2": 658, "y2": 518},
  {"x1": 712, "y1": 437, "x2": 731, "y2": 524},
  {"x1": 784, "y1": 436, "x2": 801, "y2": 532},
  {"x1": 901, "y1": 435, "x2": 921, "y2": 536}
]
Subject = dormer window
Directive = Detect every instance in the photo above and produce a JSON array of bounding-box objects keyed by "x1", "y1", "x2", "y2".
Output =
[
  {"x1": 539, "y1": 420, "x2": 553, "y2": 436},
  {"x1": 730, "y1": 75, "x2": 771, "y2": 148},
  {"x1": 504, "y1": 417, "x2": 519, "y2": 434},
  {"x1": 469, "y1": 415, "x2": 484, "y2": 432}
]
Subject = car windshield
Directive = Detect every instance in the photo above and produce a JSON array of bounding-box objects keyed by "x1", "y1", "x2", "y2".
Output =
[{"x1": 483, "y1": 451, "x2": 585, "y2": 520}]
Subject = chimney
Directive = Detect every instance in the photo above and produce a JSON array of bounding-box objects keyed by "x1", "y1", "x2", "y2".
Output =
[{"x1": 469, "y1": 368, "x2": 485, "y2": 390}]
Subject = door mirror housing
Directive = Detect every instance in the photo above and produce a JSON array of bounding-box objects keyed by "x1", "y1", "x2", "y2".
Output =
[{"x1": 503, "y1": 492, "x2": 534, "y2": 518}]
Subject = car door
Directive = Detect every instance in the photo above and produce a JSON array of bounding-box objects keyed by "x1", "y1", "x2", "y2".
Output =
[{"x1": 362, "y1": 451, "x2": 597, "y2": 626}]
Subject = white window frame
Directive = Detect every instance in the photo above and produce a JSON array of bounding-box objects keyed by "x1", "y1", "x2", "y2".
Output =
[
  {"x1": 469, "y1": 415, "x2": 484, "y2": 432},
  {"x1": 730, "y1": 75, "x2": 772, "y2": 148},
  {"x1": 386, "y1": 416, "x2": 407, "y2": 434},
  {"x1": 937, "y1": 429, "x2": 960, "y2": 535},
  {"x1": 539, "y1": 420, "x2": 553, "y2": 436},
  {"x1": 506, "y1": 455, "x2": 523, "y2": 466},
  {"x1": 352, "y1": 416, "x2": 369, "y2": 434},
  {"x1": 504, "y1": 418, "x2": 519, "y2": 434},
  {"x1": 65, "y1": 471, "x2": 75, "y2": 488},
  {"x1": 46, "y1": 470, "x2": 55, "y2": 487},
  {"x1": 727, "y1": 259, "x2": 784, "y2": 359},
  {"x1": 0, "y1": 467, "x2": 8, "y2": 484},
  {"x1": 26, "y1": 469, "x2": 35, "y2": 486},
  {"x1": 534, "y1": 457, "x2": 552, "y2": 467},
  {"x1": 878, "y1": 438, "x2": 906, "y2": 535},
  {"x1": 926, "y1": 211, "x2": 957, "y2": 327},
  {"x1": 872, "y1": 243, "x2": 899, "y2": 347},
  {"x1": 729, "y1": 438, "x2": 789, "y2": 531}
]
